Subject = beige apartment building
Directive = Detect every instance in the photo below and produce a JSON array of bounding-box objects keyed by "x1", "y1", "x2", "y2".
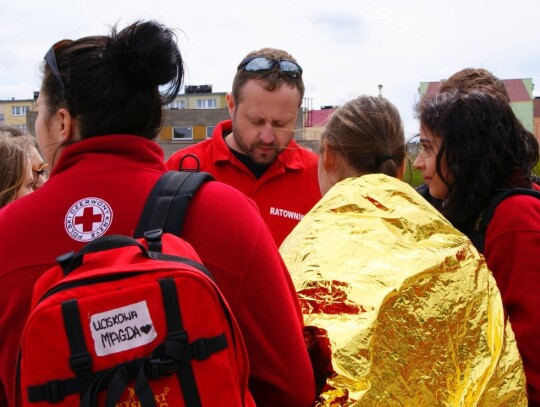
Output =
[
  {"x1": 0, "y1": 93, "x2": 37, "y2": 131},
  {"x1": 17, "y1": 79, "x2": 540, "y2": 158}
]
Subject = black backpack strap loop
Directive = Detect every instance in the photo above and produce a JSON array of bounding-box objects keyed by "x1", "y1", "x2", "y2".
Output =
[
  {"x1": 80, "y1": 369, "x2": 116, "y2": 407},
  {"x1": 28, "y1": 375, "x2": 95, "y2": 404},
  {"x1": 190, "y1": 335, "x2": 228, "y2": 361},
  {"x1": 134, "y1": 171, "x2": 214, "y2": 238},
  {"x1": 179, "y1": 153, "x2": 202, "y2": 172},
  {"x1": 158, "y1": 277, "x2": 202, "y2": 407},
  {"x1": 59, "y1": 235, "x2": 149, "y2": 275},
  {"x1": 105, "y1": 362, "x2": 156, "y2": 407},
  {"x1": 62, "y1": 299, "x2": 92, "y2": 376}
]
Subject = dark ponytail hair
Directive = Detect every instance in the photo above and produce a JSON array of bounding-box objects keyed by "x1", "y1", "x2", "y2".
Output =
[{"x1": 42, "y1": 20, "x2": 183, "y2": 139}]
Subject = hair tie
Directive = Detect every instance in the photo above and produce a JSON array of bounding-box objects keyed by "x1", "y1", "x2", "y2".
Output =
[{"x1": 374, "y1": 155, "x2": 393, "y2": 167}]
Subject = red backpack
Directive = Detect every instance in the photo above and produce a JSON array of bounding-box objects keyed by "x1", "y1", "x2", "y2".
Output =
[{"x1": 16, "y1": 171, "x2": 255, "y2": 407}]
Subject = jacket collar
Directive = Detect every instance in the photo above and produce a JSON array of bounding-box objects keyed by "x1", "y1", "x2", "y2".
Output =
[{"x1": 51, "y1": 134, "x2": 166, "y2": 177}]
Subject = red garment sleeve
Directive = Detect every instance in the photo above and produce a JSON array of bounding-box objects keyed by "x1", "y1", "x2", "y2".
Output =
[
  {"x1": 484, "y1": 196, "x2": 540, "y2": 405},
  {"x1": 235, "y1": 224, "x2": 314, "y2": 407},
  {"x1": 181, "y1": 182, "x2": 316, "y2": 407}
]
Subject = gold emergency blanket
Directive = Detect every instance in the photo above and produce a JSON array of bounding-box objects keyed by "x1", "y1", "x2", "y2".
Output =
[{"x1": 280, "y1": 174, "x2": 527, "y2": 406}]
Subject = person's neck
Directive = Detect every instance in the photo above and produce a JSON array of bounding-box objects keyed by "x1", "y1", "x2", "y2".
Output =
[{"x1": 224, "y1": 132, "x2": 241, "y2": 153}]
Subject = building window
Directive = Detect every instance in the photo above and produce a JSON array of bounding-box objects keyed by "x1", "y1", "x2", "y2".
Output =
[
  {"x1": 0, "y1": 113, "x2": 4, "y2": 121},
  {"x1": 196, "y1": 99, "x2": 216, "y2": 109},
  {"x1": 172, "y1": 126, "x2": 193, "y2": 140},
  {"x1": 168, "y1": 99, "x2": 186, "y2": 109},
  {"x1": 11, "y1": 106, "x2": 28, "y2": 116},
  {"x1": 206, "y1": 126, "x2": 215, "y2": 138}
]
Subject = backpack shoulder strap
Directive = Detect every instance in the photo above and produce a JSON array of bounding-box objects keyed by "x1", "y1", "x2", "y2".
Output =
[
  {"x1": 470, "y1": 187, "x2": 540, "y2": 253},
  {"x1": 134, "y1": 171, "x2": 214, "y2": 238}
]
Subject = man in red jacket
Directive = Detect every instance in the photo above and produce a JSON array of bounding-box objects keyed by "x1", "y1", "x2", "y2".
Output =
[{"x1": 167, "y1": 48, "x2": 321, "y2": 247}]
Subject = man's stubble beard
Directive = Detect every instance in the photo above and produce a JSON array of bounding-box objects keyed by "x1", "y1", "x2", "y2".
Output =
[{"x1": 231, "y1": 123, "x2": 285, "y2": 166}]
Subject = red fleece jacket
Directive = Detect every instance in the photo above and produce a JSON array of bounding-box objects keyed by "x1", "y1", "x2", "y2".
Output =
[
  {"x1": 484, "y1": 188, "x2": 540, "y2": 405},
  {"x1": 0, "y1": 135, "x2": 315, "y2": 407},
  {"x1": 166, "y1": 120, "x2": 321, "y2": 246}
]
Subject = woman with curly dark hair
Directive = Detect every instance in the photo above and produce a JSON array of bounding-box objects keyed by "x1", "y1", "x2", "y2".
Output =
[{"x1": 414, "y1": 88, "x2": 540, "y2": 404}]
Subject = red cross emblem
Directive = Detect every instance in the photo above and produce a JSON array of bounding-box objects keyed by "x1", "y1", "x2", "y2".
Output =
[
  {"x1": 65, "y1": 197, "x2": 113, "y2": 242},
  {"x1": 74, "y1": 207, "x2": 103, "y2": 232}
]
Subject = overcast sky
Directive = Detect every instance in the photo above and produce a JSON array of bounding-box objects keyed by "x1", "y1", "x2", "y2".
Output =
[{"x1": 2, "y1": 0, "x2": 539, "y2": 137}]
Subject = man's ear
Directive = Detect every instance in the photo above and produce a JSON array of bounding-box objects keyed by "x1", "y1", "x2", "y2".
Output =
[{"x1": 226, "y1": 92, "x2": 236, "y2": 118}]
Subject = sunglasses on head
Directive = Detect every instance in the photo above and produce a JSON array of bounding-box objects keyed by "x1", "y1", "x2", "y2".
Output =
[
  {"x1": 237, "y1": 56, "x2": 303, "y2": 78},
  {"x1": 44, "y1": 40, "x2": 70, "y2": 90}
]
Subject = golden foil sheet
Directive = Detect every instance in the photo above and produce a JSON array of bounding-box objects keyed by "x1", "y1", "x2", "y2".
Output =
[{"x1": 280, "y1": 174, "x2": 527, "y2": 406}]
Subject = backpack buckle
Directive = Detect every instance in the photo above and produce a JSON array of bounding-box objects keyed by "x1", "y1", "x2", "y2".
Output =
[
  {"x1": 46, "y1": 380, "x2": 65, "y2": 403},
  {"x1": 69, "y1": 352, "x2": 92, "y2": 374},
  {"x1": 144, "y1": 229, "x2": 163, "y2": 253},
  {"x1": 192, "y1": 339, "x2": 210, "y2": 361},
  {"x1": 144, "y1": 229, "x2": 163, "y2": 241},
  {"x1": 148, "y1": 357, "x2": 177, "y2": 379}
]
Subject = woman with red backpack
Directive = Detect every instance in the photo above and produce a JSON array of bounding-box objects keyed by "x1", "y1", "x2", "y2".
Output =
[{"x1": 0, "y1": 20, "x2": 314, "y2": 407}]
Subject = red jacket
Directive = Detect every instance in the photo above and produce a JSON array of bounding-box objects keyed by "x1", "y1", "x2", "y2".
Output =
[
  {"x1": 484, "y1": 188, "x2": 540, "y2": 405},
  {"x1": 0, "y1": 135, "x2": 315, "y2": 407},
  {"x1": 166, "y1": 120, "x2": 321, "y2": 246}
]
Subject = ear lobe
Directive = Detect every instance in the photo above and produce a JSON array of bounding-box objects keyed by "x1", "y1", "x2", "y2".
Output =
[{"x1": 226, "y1": 92, "x2": 235, "y2": 118}]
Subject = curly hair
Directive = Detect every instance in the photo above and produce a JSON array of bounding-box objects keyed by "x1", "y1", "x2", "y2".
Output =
[
  {"x1": 416, "y1": 89, "x2": 539, "y2": 226},
  {"x1": 439, "y1": 68, "x2": 509, "y2": 102}
]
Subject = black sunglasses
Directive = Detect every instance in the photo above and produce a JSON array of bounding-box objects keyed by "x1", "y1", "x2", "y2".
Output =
[
  {"x1": 237, "y1": 56, "x2": 303, "y2": 78},
  {"x1": 44, "y1": 41, "x2": 68, "y2": 90}
]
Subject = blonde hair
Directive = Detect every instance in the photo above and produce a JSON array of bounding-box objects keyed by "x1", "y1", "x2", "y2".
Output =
[{"x1": 0, "y1": 132, "x2": 36, "y2": 207}]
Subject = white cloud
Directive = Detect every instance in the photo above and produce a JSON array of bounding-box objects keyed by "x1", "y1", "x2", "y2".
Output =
[{"x1": 2, "y1": 0, "x2": 539, "y2": 136}]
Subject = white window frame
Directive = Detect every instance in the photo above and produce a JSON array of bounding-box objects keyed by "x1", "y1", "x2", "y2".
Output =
[
  {"x1": 196, "y1": 99, "x2": 217, "y2": 109},
  {"x1": 167, "y1": 99, "x2": 187, "y2": 110},
  {"x1": 206, "y1": 126, "x2": 215, "y2": 139},
  {"x1": 12, "y1": 106, "x2": 28, "y2": 116},
  {"x1": 172, "y1": 126, "x2": 193, "y2": 140}
]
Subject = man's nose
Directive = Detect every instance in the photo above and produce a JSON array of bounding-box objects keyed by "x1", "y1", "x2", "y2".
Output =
[{"x1": 259, "y1": 123, "x2": 275, "y2": 143}]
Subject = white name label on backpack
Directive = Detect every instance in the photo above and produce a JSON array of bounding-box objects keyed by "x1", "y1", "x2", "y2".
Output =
[{"x1": 90, "y1": 301, "x2": 157, "y2": 356}]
